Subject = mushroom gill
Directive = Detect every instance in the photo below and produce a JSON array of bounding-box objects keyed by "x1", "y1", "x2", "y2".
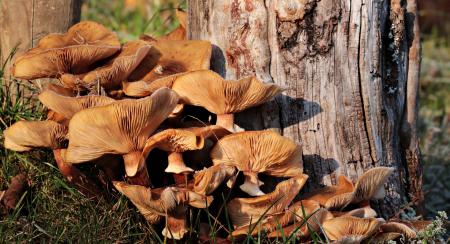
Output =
[{"x1": 322, "y1": 216, "x2": 383, "y2": 242}]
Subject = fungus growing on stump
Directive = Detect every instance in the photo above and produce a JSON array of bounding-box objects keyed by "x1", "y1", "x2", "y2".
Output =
[
  {"x1": 171, "y1": 70, "x2": 283, "y2": 131},
  {"x1": 322, "y1": 216, "x2": 384, "y2": 242},
  {"x1": 193, "y1": 164, "x2": 237, "y2": 195},
  {"x1": 211, "y1": 130, "x2": 303, "y2": 196},
  {"x1": 65, "y1": 88, "x2": 179, "y2": 186},
  {"x1": 12, "y1": 21, "x2": 120, "y2": 79}
]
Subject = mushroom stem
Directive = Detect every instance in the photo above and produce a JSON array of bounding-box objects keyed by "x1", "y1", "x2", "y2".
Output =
[
  {"x1": 165, "y1": 152, "x2": 194, "y2": 174},
  {"x1": 123, "y1": 151, "x2": 151, "y2": 187},
  {"x1": 53, "y1": 149, "x2": 103, "y2": 198},
  {"x1": 240, "y1": 172, "x2": 265, "y2": 196},
  {"x1": 216, "y1": 114, "x2": 235, "y2": 131}
]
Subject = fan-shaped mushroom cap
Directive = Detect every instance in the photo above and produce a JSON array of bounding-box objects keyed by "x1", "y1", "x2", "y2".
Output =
[
  {"x1": 45, "y1": 83, "x2": 76, "y2": 97},
  {"x1": 129, "y1": 39, "x2": 211, "y2": 82},
  {"x1": 122, "y1": 72, "x2": 183, "y2": 97},
  {"x1": 12, "y1": 21, "x2": 120, "y2": 79},
  {"x1": 193, "y1": 164, "x2": 237, "y2": 195},
  {"x1": 65, "y1": 88, "x2": 179, "y2": 176},
  {"x1": 113, "y1": 181, "x2": 212, "y2": 224},
  {"x1": 322, "y1": 216, "x2": 383, "y2": 242},
  {"x1": 4, "y1": 121, "x2": 67, "y2": 151},
  {"x1": 38, "y1": 89, "x2": 115, "y2": 119},
  {"x1": 227, "y1": 174, "x2": 308, "y2": 228},
  {"x1": 333, "y1": 205, "x2": 378, "y2": 218},
  {"x1": 211, "y1": 130, "x2": 303, "y2": 196},
  {"x1": 171, "y1": 70, "x2": 282, "y2": 115},
  {"x1": 380, "y1": 222, "x2": 417, "y2": 239},
  {"x1": 352, "y1": 167, "x2": 394, "y2": 203},
  {"x1": 61, "y1": 40, "x2": 151, "y2": 90},
  {"x1": 303, "y1": 175, "x2": 354, "y2": 210}
]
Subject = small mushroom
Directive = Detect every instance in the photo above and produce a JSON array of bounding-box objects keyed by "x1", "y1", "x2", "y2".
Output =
[
  {"x1": 322, "y1": 216, "x2": 383, "y2": 242},
  {"x1": 122, "y1": 72, "x2": 184, "y2": 97},
  {"x1": 160, "y1": 9, "x2": 187, "y2": 41},
  {"x1": 303, "y1": 175, "x2": 354, "y2": 210},
  {"x1": 4, "y1": 120, "x2": 67, "y2": 151},
  {"x1": 60, "y1": 40, "x2": 151, "y2": 91},
  {"x1": 380, "y1": 222, "x2": 417, "y2": 239},
  {"x1": 12, "y1": 21, "x2": 120, "y2": 79},
  {"x1": 38, "y1": 89, "x2": 115, "y2": 120},
  {"x1": 352, "y1": 167, "x2": 394, "y2": 203},
  {"x1": 332, "y1": 205, "x2": 378, "y2": 218},
  {"x1": 113, "y1": 181, "x2": 212, "y2": 239},
  {"x1": 65, "y1": 88, "x2": 179, "y2": 186},
  {"x1": 227, "y1": 174, "x2": 308, "y2": 228},
  {"x1": 171, "y1": 70, "x2": 283, "y2": 131},
  {"x1": 193, "y1": 164, "x2": 237, "y2": 195},
  {"x1": 211, "y1": 130, "x2": 303, "y2": 196}
]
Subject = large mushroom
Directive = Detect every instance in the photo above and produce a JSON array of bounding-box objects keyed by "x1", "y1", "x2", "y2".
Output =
[
  {"x1": 64, "y1": 88, "x2": 179, "y2": 186},
  {"x1": 12, "y1": 21, "x2": 120, "y2": 79},
  {"x1": 322, "y1": 216, "x2": 384, "y2": 243},
  {"x1": 211, "y1": 130, "x2": 303, "y2": 196},
  {"x1": 227, "y1": 174, "x2": 308, "y2": 228},
  {"x1": 170, "y1": 70, "x2": 283, "y2": 131},
  {"x1": 113, "y1": 181, "x2": 212, "y2": 240}
]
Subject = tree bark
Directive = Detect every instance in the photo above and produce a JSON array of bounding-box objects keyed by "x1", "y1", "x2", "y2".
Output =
[
  {"x1": 0, "y1": 0, "x2": 82, "y2": 79},
  {"x1": 188, "y1": 0, "x2": 422, "y2": 218}
]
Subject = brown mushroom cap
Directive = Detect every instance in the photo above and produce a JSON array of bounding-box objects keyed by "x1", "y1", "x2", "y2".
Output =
[
  {"x1": 352, "y1": 167, "x2": 394, "y2": 203},
  {"x1": 159, "y1": 9, "x2": 187, "y2": 41},
  {"x1": 4, "y1": 121, "x2": 67, "y2": 151},
  {"x1": 193, "y1": 164, "x2": 237, "y2": 195},
  {"x1": 322, "y1": 216, "x2": 383, "y2": 242},
  {"x1": 129, "y1": 39, "x2": 211, "y2": 82},
  {"x1": 65, "y1": 88, "x2": 179, "y2": 176},
  {"x1": 38, "y1": 89, "x2": 115, "y2": 119},
  {"x1": 380, "y1": 222, "x2": 417, "y2": 239},
  {"x1": 303, "y1": 175, "x2": 355, "y2": 210},
  {"x1": 122, "y1": 72, "x2": 184, "y2": 97},
  {"x1": 333, "y1": 205, "x2": 378, "y2": 218},
  {"x1": 171, "y1": 70, "x2": 283, "y2": 115},
  {"x1": 12, "y1": 21, "x2": 120, "y2": 79},
  {"x1": 62, "y1": 40, "x2": 151, "y2": 90},
  {"x1": 227, "y1": 174, "x2": 308, "y2": 228},
  {"x1": 211, "y1": 130, "x2": 303, "y2": 196}
]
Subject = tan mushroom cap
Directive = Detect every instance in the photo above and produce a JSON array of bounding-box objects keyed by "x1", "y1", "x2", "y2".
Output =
[
  {"x1": 380, "y1": 222, "x2": 417, "y2": 239},
  {"x1": 13, "y1": 21, "x2": 120, "y2": 79},
  {"x1": 61, "y1": 40, "x2": 151, "y2": 90},
  {"x1": 44, "y1": 83, "x2": 76, "y2": 97},
  {"x1": 65, "y1": 88, "x2": 179, "y2": 176},
  {"x1": 160, "y1": 9, "x2": 187, "y2": 41},
  {"x1": 171, "y1": 70, "x2": 283, "y2": 115},
  {"x1": 193, "y1": 164, "x2": 237, "y2": 195},
  {"x1": 333, "y1": 205, "x2": 378, "y2": 218},
  {"x1": 227, "y1": 174, "x2": 308, "y2": 228},
  {"x1": 113, "y1": 181, "x2": 213, "y2": 225},
  {"x1": 38, "y1": 89, "x2": 115, "y2": 119},
  {"x1": 322, "y1": 216, "x2": 383, "y2": 242},
  {"x1": 129, "y1": 38, "x2": 211, "y2": 82},
  {"x1": 303, "y1": 175, "x2": 354, "y2": 209},
  {"x1": 352, "y1": 167, "x2": 394, "y2": 203},
  {"x1": 211, "y1": 130, "x2": 303, "y2": 196},
  {"x1": 4, "y1": 121, "x2": 67, "y2": 151},
  {"x1": 122, "y1": 72, "x2": 184, "y2": 97}
]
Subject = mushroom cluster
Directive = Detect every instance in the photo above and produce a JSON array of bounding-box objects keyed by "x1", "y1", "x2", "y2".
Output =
[{"x1": 3, "y1": 14, "x2": 424, "y2": 242}]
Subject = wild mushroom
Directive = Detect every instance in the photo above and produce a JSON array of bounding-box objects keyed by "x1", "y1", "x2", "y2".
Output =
[
  {"x1": 160, "y1": 9, "x2": 187, "y2": 41},
  {"x1": 113, "y1": 181, "x2": 213, "y2": 239},
  {"x1": 60, "y1": 40, "x2": 151, "y2": 91},
  {"x1": 38, "y1": 89, "x2": 115, "y2": 120},
  {"x1": 380, "y1": 222, "x2": 417, "y2": 239},
  {"x1": 12, "y1": 21, "x2": 120, "y2": 79},
  {"x1": 171, "y1": 70, "x2": 283, "y2": 131},
  {"x1": 227, "y1": 174, "x2": 308, "y2": 228},
  {"x1": 193, "y1": 164, "x2": 237, "y2": 195},
  {"x1": 332, "y1": 205, "x2": 378, "y2": 218},
  {"x1": 128, "y1": 39, "x2": 211, "y2": 82},
  {"x1": 211, "y1": 130, "x2": 303, "y2": 196},
  {"x1": 4, "y1": 120, "x2": 67, "y2": 151},
  {"x1": 303, "y1": 175, "x2": 354, "y2": 210},
  {"x1": 352, "y1": 167, "x2": 394, "y2": 203},
  {"x1": 322, "y1": 216, "x2": 383, "y2": 242},
  {"x1": 122, "y1": 72, "x2": 184, "y2": 97},
  {"x1": 65, "y1": 88, "x2": 179, "y2": 186}
]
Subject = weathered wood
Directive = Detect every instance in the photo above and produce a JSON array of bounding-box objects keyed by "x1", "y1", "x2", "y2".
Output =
[
  {"x1": 188, "y1": 0, "x2": 422, "y2": 218},
  {"x1": 0, "y1": 0, "x2": 81, "y2": 79}
]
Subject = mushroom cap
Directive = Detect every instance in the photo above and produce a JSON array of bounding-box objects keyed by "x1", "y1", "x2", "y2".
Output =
[
  {"x1": 303, "y1": 175, "x2": 354, "y2": 209},
  {"x1": 38, "y1": 90, "x2": 115, "y2": 119},
  {"x1": 129, "y1": 39, "x2": 211, "y2": 82},
  {"x1": 12, "y1": 21, "x2": 120, "y2": 79},
  {"x1": 76, "y1": 40, "x2": 151, "y2": 90},
  {"x1": 4, "y1": 121, "x2": 67, "y2": 151},
  {"x1": 333, "y1": 205, "x2": 378, "y2": 218},
  {"x1": 193, "y1": 164, "x2": 237, "y2": 195},
  {"x1": 227, "y1": 174, "x2": 308, "y2": 228},
  {"x1": 160, "y1": 10, "x2": 187, "y2": 41},
  {"x1": 322, "y1": 216, "x2": 383, "y2": 242},
  {"x1": 113, "y1": 181, "x2": 212, "y2": 219},
  {"x1": 183, "y1": 125, "x2": 231, "y2": 142},
  {"x1": 171, "y1": 70, "x2": 283, "y2": 114},
  {"x1": 122, "y1": 72, "x2": 184, "y2": 97},
  {"x1": 65, "y1": 88, "x2": 179, "y2": 164},
  {"x1": 380, "y1": 222, "x2": 417, "y2": 239},
  {"x1": 353, "y1": 167, "x2": 394, "y2": 203},
  {"x1": 44, "y1": 83, "x2": 76, "y2": 97},
  {"x1": 211, "y1": 130, "x2": 303, "y2": 178},
  {"x1": 370, "y1": 232, "x2": 402, "y2": 243}
]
